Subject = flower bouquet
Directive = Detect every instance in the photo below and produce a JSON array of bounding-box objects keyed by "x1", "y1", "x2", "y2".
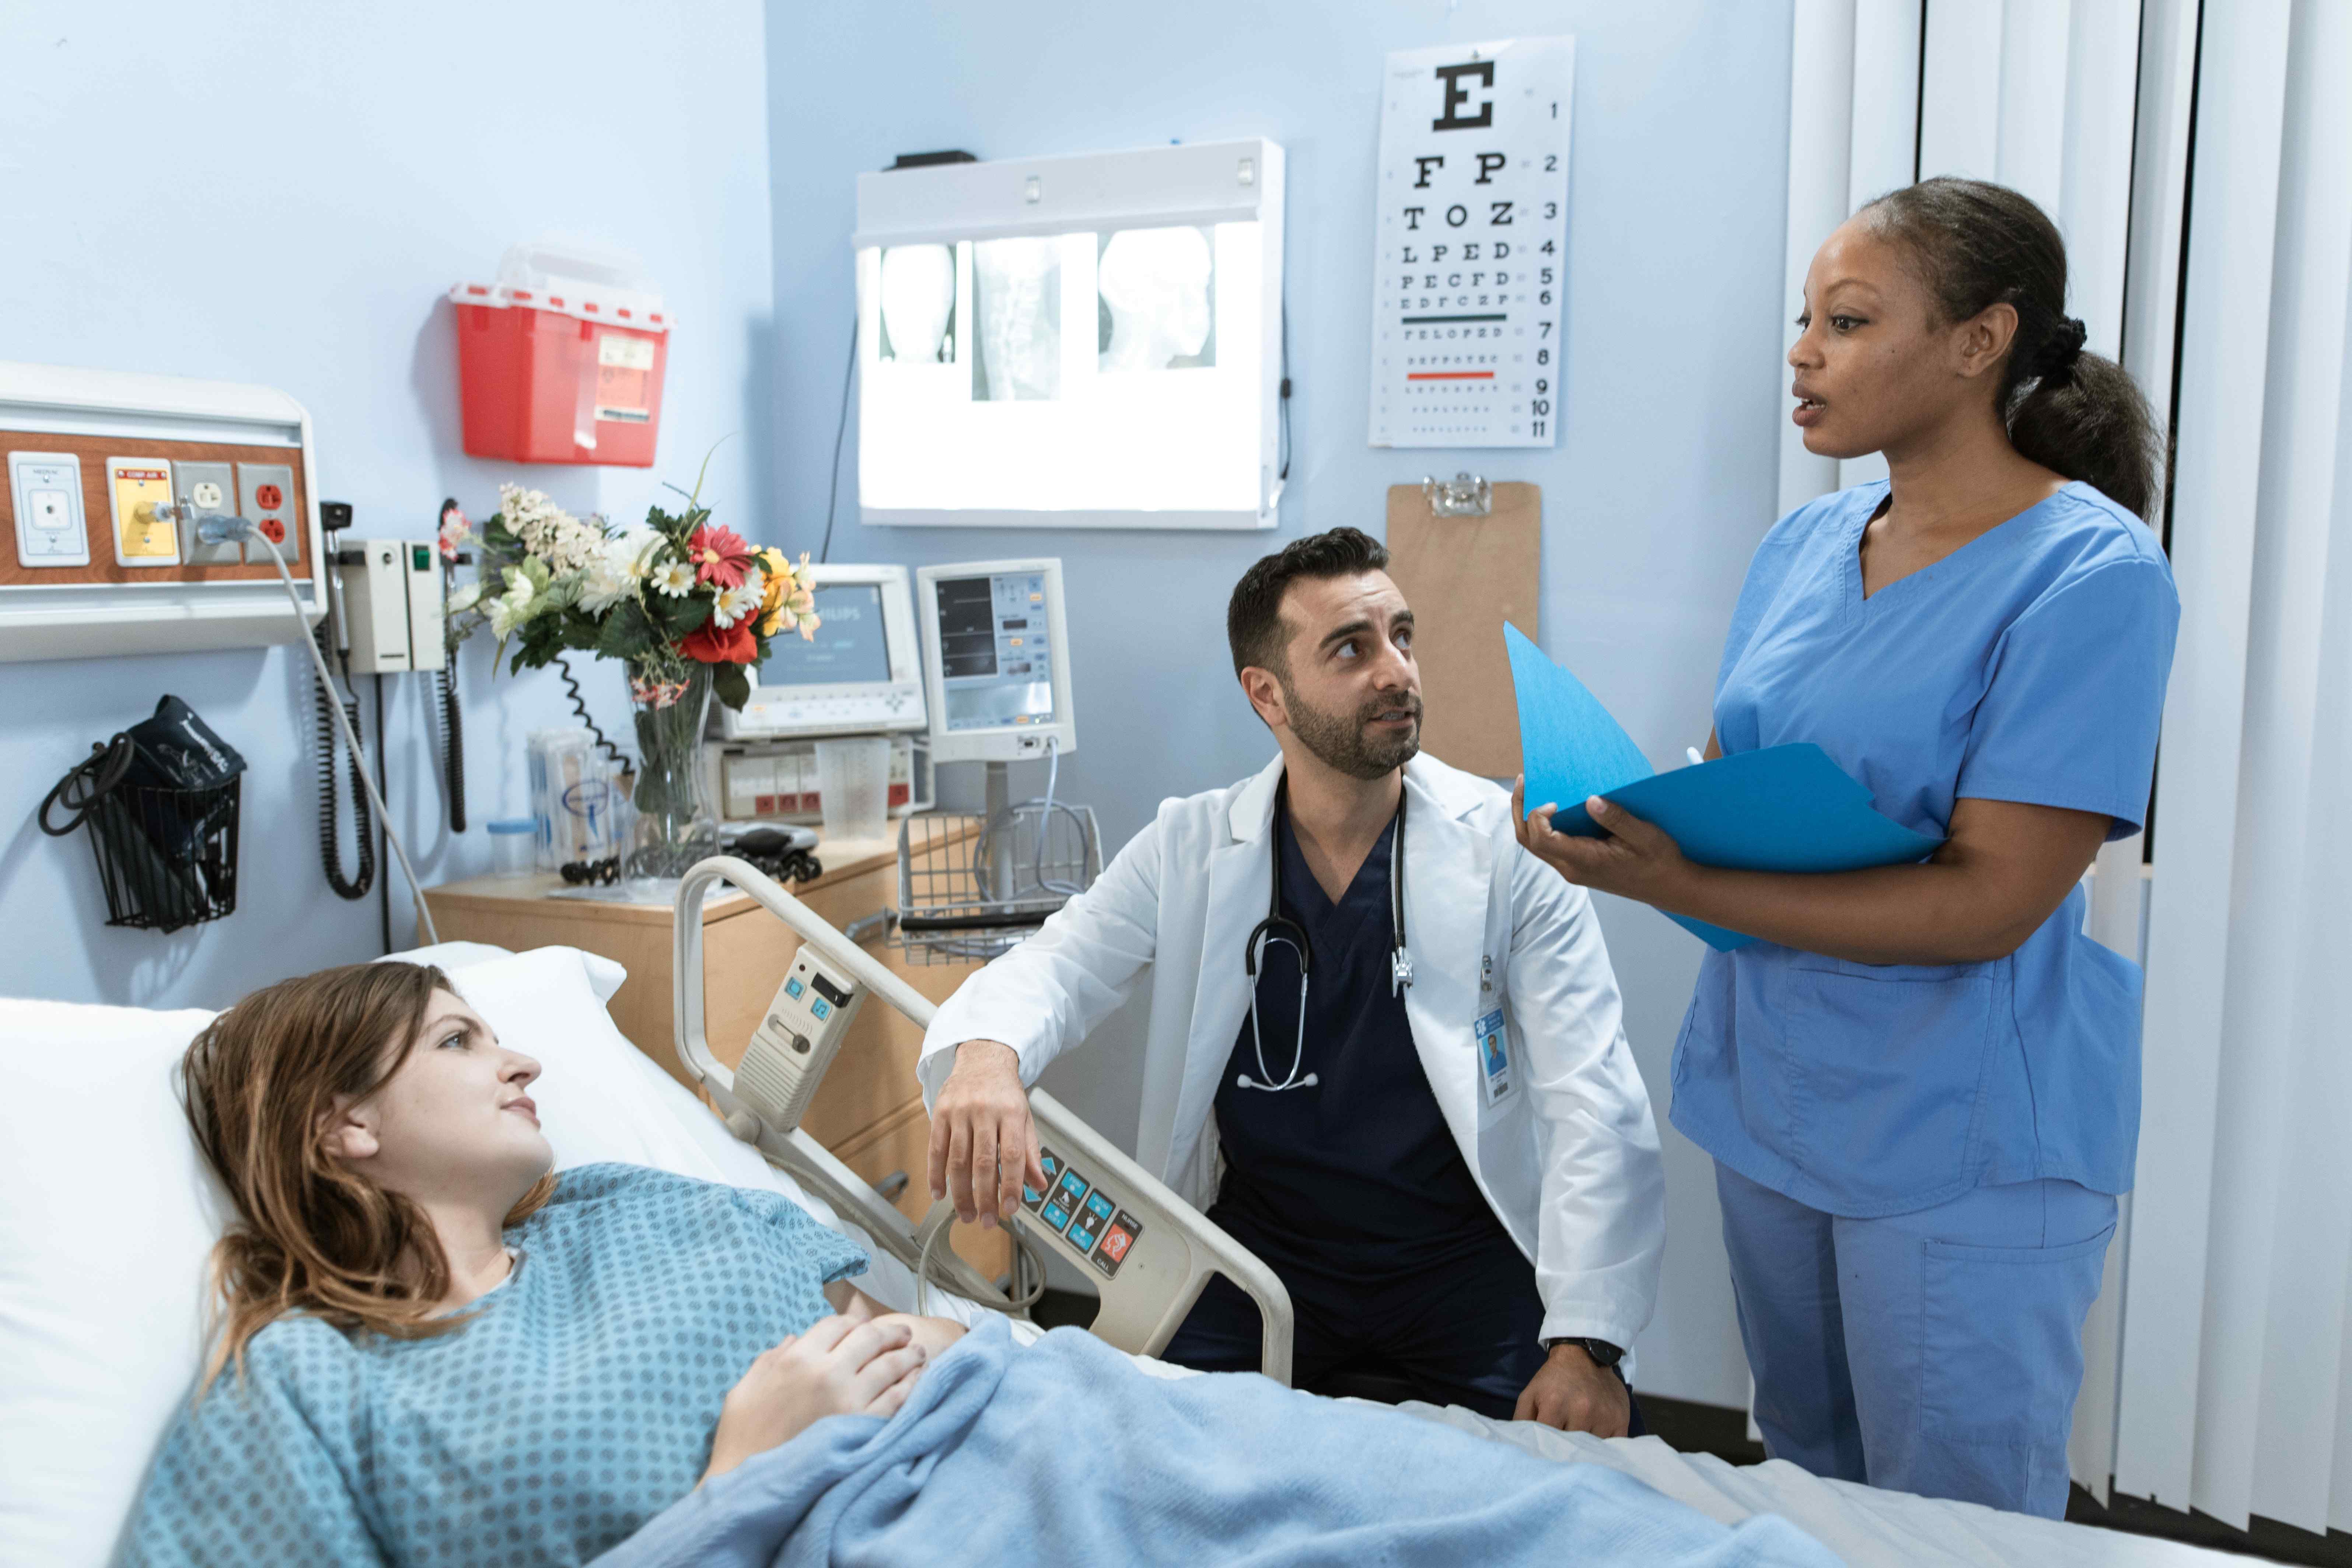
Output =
[{"x1": 445, "y1": 474, "x2": 818, "y2": 876}]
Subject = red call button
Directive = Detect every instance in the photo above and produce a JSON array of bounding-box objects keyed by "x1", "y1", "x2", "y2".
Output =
[
  {"x1": 254, "y1": 483, "x2": 284, "y2": 510},
  {"x1": 1099, "y1": 1226, "x2": 1133, "y2": 1263}
]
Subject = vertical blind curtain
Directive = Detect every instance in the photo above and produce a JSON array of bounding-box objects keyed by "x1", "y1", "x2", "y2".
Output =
[
  {"x1": 2120, "y1": 0, "x2": 2352, "y2": 1535},
  {"x1": 1775, "y1": 0, "x2": 2352, "y2": 1528}
]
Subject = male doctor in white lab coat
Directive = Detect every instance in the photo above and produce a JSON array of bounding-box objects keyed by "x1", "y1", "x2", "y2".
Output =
[{"x1": 920, "y1": 527, "x2": 1664, "y2": 1434}]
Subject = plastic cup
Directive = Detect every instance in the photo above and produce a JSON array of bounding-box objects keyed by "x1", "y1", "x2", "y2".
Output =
[
  {"x1": 487, "y1": 817, "x2": 537, "y2": 875},
  {"x1": 814, "y1": 736, "x2": 891, "y2": 843}
]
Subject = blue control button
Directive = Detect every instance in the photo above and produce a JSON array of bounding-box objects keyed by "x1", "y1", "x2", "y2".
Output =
[
  {"x1": 1053, "y1": 1170, "x2": 1091, "y2": 1211},
  {"x1": 1039, "y1": 1201, "x2": 1072, "y2": 1231},
  {"x1": 1084, "y1": 1190, "x2": 1115, "y2": 1222},
  {"x1": 811, "y1": 998, "x2": 831, "y2": 1020},
  {"x1": 784, "y1": 978, "x2": 804, "y2": 998}
]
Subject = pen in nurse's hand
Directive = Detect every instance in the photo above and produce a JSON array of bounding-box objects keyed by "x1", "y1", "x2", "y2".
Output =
[{"x1": 1686, "y1": 747, "x2": 1705, "y2": 767}]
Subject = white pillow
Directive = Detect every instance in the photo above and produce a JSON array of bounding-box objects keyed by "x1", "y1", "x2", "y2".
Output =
[
  {"x1": 0, "y1": 999, "x2": 228, "y2": 1568},
  {"x1": 0, "y1": 946, "x2": 964, "y2": 1568}
]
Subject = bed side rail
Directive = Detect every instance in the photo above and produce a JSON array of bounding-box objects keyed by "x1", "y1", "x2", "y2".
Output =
[{"x1": 673, "y1": 856, "x2": 1294, "y2": 1385}]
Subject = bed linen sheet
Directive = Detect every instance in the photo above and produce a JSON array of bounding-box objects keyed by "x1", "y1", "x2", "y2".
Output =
[
  {"x1": 1400, "y1": 1401, "x2": 2244, "y2": 1568},
  {"x1": 592, "y1": 1318, "x2": 1836, "y2": 1567}
]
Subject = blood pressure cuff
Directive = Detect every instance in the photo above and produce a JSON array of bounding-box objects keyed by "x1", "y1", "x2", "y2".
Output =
[
  {"x1": 119, "y1": 695, "x2": 245, "y2": 867},
  {"x1": 122, "y1": 695, "x2": 245, "y2": 793}
]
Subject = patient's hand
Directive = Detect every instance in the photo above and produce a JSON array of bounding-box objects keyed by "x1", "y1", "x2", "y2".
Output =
[
  {"x1": 822, "y1": 1283, "x2": 971, "y2": 1363},
  {"x1": 702, "y1": 1316, "x2": 929, "y2": 1484}
]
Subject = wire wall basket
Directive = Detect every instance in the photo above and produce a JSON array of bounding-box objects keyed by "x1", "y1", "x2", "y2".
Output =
[
  {"x1": 893, "y1": 804, "x2": 1102, "y2": 964},
  {"x1": 39, "y1": 738, "x2": 244, "y2": 933}
]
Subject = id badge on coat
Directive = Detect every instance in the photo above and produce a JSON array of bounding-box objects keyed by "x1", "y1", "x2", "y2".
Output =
[{"x1": 1474, "y1": 1007, "x2": 1515, "y2": 1105}]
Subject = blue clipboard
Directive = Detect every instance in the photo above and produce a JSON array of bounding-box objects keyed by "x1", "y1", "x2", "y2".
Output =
[{"x1": 1505, "y1": 625, "x2": 1943, "y2": 950}]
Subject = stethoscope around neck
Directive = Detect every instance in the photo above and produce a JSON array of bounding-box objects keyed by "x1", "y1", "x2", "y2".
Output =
[{"x1": 1236, "y1": 780, "x2": 1413, "y2": 1093}]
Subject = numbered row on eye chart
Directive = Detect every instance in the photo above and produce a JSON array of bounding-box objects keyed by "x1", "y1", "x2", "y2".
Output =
[{"x1": 1371, "y1": 181, "x2": 1566, "y2": 445}]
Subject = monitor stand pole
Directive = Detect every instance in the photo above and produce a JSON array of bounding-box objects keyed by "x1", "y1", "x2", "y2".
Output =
[{"x1": 984, "y1": 759, "x2": 1014, "y2": 899}]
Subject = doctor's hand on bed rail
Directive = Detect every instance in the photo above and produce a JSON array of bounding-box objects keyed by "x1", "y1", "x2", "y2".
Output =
[
  {"x1": 929, "y1": 1039, "x2": 1048, "y2": 1228},
  {"x1": 701, "y1": 1314, "x2": 932, "y2": 1484}
]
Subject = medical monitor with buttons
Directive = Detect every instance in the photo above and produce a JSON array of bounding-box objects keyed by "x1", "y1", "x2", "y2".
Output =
[
  {"x1": 915, "y1": 557, "x2": 1078, "y2": 764},
  {"x1": 715, "y1": 563, "x2": 927, "y2": 741}
]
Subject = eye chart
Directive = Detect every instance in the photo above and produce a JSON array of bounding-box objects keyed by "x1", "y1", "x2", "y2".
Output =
[{"x1": 1368, "y1": 36, "x2": 1575, "y2": 449}]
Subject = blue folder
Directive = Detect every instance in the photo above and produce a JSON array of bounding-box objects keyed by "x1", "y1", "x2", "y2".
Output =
[{"x1": 1504, "y1": 625, "x2": 1943, "y2": 950}]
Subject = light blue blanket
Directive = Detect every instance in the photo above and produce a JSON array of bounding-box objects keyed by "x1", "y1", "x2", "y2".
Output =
[{"x1": 596, "y1": 1318, "x2": 1841, "y2": 1568}]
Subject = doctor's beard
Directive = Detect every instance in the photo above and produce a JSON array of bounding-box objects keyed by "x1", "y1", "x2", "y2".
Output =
[{"x1": 1283, "y1": 683, "x2": 1422, "y2": 780}]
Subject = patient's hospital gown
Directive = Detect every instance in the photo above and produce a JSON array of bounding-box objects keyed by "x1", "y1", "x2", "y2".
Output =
[{"x1": 120, "y1": 1164, "x2": 867, "y2": 1567}]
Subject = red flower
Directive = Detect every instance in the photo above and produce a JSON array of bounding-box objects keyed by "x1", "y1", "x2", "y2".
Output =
[
  {"x1": 685, "y1": 524, "x2": 754, "y2": 589},
  {"x1": 681, "y1": 618, "x2": 757, "y2": 666}
]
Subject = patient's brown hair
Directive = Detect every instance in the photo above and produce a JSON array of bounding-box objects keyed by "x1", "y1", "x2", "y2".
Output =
[{"x1": 179, "y1": 962, "x2": 556, "y2": 1394}]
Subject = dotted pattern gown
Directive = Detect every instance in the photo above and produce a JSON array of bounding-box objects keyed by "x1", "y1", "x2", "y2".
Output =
[{"x1": 119, "y1": 1164, "x2": 867, "y2": 1567}]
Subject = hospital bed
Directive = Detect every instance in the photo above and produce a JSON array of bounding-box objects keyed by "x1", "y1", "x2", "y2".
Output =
[{"x1": 0, "y1": 912, "x2": 2245, "y2": 1568}]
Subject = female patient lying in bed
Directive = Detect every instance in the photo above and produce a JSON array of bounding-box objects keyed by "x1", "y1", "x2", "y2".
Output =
[{"x1": 121, "y1": 963, "x2": 1829, "y2": 1568}]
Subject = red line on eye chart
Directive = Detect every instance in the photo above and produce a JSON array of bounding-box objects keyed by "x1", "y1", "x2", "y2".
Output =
[{"x1": 1406, "y1": 371, "x2": 1496, "y2": 381}]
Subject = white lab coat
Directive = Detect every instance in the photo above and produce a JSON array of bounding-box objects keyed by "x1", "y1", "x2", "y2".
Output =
[{"x1": 918, "y1": 751, "x2": 1666, "y2": 1351}]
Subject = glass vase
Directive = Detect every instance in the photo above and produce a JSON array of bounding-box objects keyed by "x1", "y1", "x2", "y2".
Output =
[{"x1": 623, "y1": 656, "x2": 717, "y2": 879}]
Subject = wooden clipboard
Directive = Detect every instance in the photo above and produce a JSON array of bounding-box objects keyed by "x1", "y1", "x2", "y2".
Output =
[{"x1": 1384, "y1": 480, "x2": 1541, "y2": 780}]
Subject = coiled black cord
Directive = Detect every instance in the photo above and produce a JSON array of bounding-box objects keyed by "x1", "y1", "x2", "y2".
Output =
[
  {"x1": 314, "y1": 622, "x2": 375, "y2": 900},
  {"x1": 438, "y1": 656, "x2": 466, "y2": 832},
  {"x1": 553, "y1": 656, "x2": 625, "y2": 765}
]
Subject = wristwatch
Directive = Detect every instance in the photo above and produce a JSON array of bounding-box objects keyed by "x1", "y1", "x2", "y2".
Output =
[{"x1": 1544, "y1": 1335, "x2": 1624, "y2": 1369}]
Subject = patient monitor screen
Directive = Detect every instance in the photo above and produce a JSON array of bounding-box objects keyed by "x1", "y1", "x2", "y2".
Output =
[
  {"x1": 762, "y1": 584, "x2": 891, "y2": 686},
  {"x1": 933, "y1": 572, "x2": 1055, "y2": 731}
]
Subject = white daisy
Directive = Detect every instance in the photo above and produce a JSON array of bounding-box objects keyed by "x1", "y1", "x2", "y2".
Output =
[
  {"x1": 712, "y1": 570, "x2": 765, "y2": 628},
  {"x1": 579, "y1": 528, "x2": 656, "y2": 616},
  {"x1": 652, "y1": 560, "x2": 697, "y2": 597}
]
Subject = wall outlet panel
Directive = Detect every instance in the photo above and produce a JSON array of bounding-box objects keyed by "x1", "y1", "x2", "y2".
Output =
[
  {"x1": 7, "y1": 451, "x2": 91, "y2": 569},
  {"x1": 0, "y1": 362, "x2": 328, "y2": 661},
  {"x1": 0, "y1": 429, "x2": 308, "y2": 589},
  {"x1": 174, "y1": 460, "x2": 240, "y2": 566}
]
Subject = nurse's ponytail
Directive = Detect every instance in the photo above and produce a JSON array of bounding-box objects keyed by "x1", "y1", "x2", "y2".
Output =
[{"x1": 1863, "y1": 177, "x2": 2161, "y2": 520}]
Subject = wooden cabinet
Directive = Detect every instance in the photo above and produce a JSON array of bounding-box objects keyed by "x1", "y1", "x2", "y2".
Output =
[{"x1": 420, "y1": 827, "x2": 1009, "y2": 1279}]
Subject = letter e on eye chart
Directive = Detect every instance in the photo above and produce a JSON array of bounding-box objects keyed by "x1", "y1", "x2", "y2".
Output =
[{"x1": 1368, "y1": 36, "x2": 1574, "y2": 449}]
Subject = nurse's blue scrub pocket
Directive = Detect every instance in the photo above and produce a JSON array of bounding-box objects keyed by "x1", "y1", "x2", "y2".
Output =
[
  {"x1": 1918, "y1": 1218, "x2": 2115, "y2": 1512},
  {"x1": 1756, "y1": 958, "x2": 1998, "y2": 1200}
]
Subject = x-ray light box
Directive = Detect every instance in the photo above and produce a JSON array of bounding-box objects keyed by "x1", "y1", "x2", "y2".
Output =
[{"x1": 855, "y1": 138, "x2": 1285, "y2": 531}]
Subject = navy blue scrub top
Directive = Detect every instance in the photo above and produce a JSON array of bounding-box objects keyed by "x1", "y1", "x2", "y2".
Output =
[{"x1": 1212, "y1": 810, "x2": 1510, "y2": 1283}]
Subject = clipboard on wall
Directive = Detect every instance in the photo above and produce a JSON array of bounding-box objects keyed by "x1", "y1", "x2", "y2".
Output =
[{"x1": 1384, "y1": 474, "x2": 1540, "y2": 779}]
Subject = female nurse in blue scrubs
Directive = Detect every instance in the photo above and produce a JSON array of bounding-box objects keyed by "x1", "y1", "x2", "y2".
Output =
[{"x1": 1512, "y1": 177, "x2": 2179, "y2": 1519}]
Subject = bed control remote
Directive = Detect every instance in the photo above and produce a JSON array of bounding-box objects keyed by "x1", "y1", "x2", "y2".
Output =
[{"x1": 731, "y1": 954, "x2": 864, "y2": 1135}]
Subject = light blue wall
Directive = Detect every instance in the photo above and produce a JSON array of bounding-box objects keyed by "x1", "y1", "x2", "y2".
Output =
[
  {"x1": 0, "y1": 1, "x2": 775, "y2": 1005},
  {"x1": 0, "y1": 0, "x2": 1793, "y2": 1408},
  {"x1": 763, "y1": 1, "x2": 1793, "y2": 1404}
]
